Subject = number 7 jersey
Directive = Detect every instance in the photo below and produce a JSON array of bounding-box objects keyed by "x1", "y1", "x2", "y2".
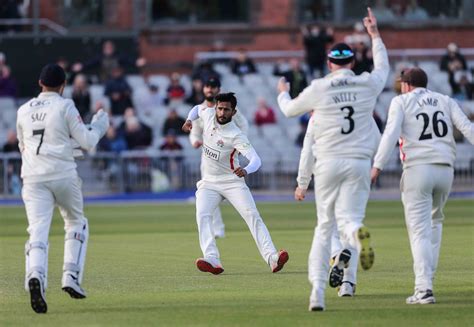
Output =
[{"x1": 374, "y1": 88, "x2": 474, "y2": 170}]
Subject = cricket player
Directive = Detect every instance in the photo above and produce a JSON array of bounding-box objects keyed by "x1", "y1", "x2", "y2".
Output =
[
  {"x1": 17, "y1": 63, "x2": 109, "y2": 313},
  {"x1": 277, "y1": 8, "x2": 388, "y2": 311},
  {"x1": 371, "y1": 67, "x2": 474, "y2": 304},
  {"x1": 294, "y1": 113, "x2": 352, "y2": 295},
  {"x1": 189, "y1": 77, "x2": 249, "y2": 238},
  {"x1": 182, "y1": 92, "x2": 288, "y2": 275}
]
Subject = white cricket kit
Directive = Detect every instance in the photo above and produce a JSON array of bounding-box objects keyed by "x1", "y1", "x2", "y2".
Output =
[
  {"x1": 297, "y1": 115, "x2": 343, "y2": 259},
  {"x1": 374, "y1": 88, "x2": 474, "y2": 292},
  {"x1": 278, "y1": 37, "x2": 389, "y2": 289},
  {"x1": 17, "y1": 91, "x2": 108, "y2": 290},
  {"x1": 187, "y1": 105, "x2": 278, "y2": 266},
  {"x1": 189, "y1": 103, "x2": 249, "y2": 237}
]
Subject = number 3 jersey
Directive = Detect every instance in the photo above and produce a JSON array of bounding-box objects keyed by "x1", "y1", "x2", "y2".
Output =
[
  {"x1": 197, "y1": 106, "x2": 254, "y2": 183},
  {"x1": 16, "y1": 92, "x2": 102, "y2": 183},
  {"x1": 374, "y1": 88, "x2": 474, "y2": 170},
  {"x1": 277, "y1": 37, "x2": 389, "y2": 161}
]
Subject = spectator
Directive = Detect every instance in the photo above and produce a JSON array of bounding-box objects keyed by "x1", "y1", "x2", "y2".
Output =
[
  {"x1": 254, "y1": 98, "x2": 277, "y2": 127},
  {"x1": 160, "y1": 132, "x2": 183, "y2": 151},
  {"x1": 191, "y1": 60, "x2": 220, "y2": 82},
  {"x1": 0, "y1": 65, "x2": 17, "y2": 98},
  {"x1": 118, "y1": 108, "x2": 152, "y2": 150},
  {"x1": 404, "y1": 0, "x2": 429, "y2": 21},
  {"x1": 451, "y1": 71, "x2": 474, "y2": 101},
  {"x1": 371, "y1": 0, "x2": 396, "y2": 22},
  {"x1": 73, "y1": 40, "x2": 146, "y2": 82},
  {"x1": 162, "y1": 109, "x2": 186, "y2": 136},
  {"x1": 165, "y1": 72, "x2": 186, "y2": 105},
  {"x1": 57, "y1": 57, "x2": 78, "y2": 85},
  {"x1": 104, "y1": 66, "x2": 133, "y2": 116},
  {"x1": 71, "y1": 74, "x2": 91, "y2": 121},
  {"x1": 301, "y1": 24, "x2": 334, "y2": 78},
  {"x1": 344, "y1": 22, "x2": 371, "y2": 49},
  {"x1": 273, "y1": 58, "x2": 308, "y2": 99},
  {"x1": 352, "y1": 41, "x2": 373, "y2": 75},
  {"x1": 2, "y1": 129, "x2": 19, "y2": 152},
  {"x1": 440, "y1": 43, "x2": 468, "y2": 94},
  {"x1": 231, "y1": 49, "x2": 257, "y2": 78},
  {"x1": 186, "y1": 78, "x2": 205, "y2": 106},
  {"x1": 97, "y1": 126, "x2": 128, "y2": 153}
]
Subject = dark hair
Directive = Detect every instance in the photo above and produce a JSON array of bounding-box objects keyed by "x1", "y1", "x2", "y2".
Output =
[
  {"x1": 401, "y1": 68, "x2": 428, "y2": 88},
  {"x1": 39, "y1": 63, "x2": 66, "y2": 88},
  {"x1": 215, "y1": 92, "x2": 237, "y2": 109}
]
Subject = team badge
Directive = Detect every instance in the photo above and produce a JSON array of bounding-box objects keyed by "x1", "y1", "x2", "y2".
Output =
[{"x1": 217, "y1": 139, "x2": 224, "y2": 148}]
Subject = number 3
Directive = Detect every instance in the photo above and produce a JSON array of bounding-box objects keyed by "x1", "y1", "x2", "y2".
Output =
[
  {"x1": 33, "y1": 129, "x2": 45, "y2": 155},
  {"x1": 341, "y1": 106, "x2": 355, "y2": 134}
]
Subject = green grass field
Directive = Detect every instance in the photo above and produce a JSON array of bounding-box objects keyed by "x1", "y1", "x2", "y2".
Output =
[{"x1": 0, "y1": 200, "x2": 473, "y2": 326}]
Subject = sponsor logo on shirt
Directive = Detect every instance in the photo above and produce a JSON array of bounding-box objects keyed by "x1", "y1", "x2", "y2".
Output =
[{"x1": 203, "y1": 144, "x2": 220, "y2": 161}]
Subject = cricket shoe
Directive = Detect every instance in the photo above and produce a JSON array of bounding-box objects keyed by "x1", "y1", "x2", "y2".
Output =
[
  {"x1": 62, "y1": 273, "x2": 87, "y2": 299},
  {"x1": 309, "y1": 287, "x2": 325, "y2": 311},
  {"x1": 329, "y1": 249, "x2": 351, "y2": 288},
  {"x1": 406, "y1": 290, "x2": 435, "y2": 304},
  {"x1": 28, "y1": 271, "x2": 47, "y2": 314},
  {"x1": 357, "y1": 226, "x2": 375, "y2": 270},
  {"x1": 196, "y1": 258, "x2": 224, "y2": 275},
  {"x1": 269, "y1": 250, "x2": 289, "y2": 273},
  {"x1": 338, "y1": 282, "x2": 356, "y2": 297}
]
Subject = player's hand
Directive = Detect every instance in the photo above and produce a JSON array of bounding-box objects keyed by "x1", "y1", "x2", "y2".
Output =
[
  {"x1": 294, "y1": 187, "x2": 307, "y2": 201},
  {"x1": 91, "y1": 109, "x2": 110, "y2": 137},
  {"x1": 182, "y1": 120, "x2": 193, "y2": 133},
  {"x1": 277, "y1": 77, "x2": 290, "y2": 93},
  {"x1": 370, "y1": 167, "x2": 381, "y2": 185},
  {"x1": 192, "y1": 141, "x2": 203, "y2": 148},
  {"x1": 363, "y1": 7, "x2": 380, "y2": 39},
  {"x1": 234, "y1": 167, "x2": 247, "y2": 178}
]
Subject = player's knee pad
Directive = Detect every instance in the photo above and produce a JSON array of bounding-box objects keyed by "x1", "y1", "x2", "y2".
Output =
[
  {"x1": 63, "y1": 220, "x2": 89, "y2": 284},
  {"x1": 25, "y1": 241, "x2": 49, "y2": 291}
]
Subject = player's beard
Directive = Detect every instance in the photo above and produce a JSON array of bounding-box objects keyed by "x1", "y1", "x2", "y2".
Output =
[
  {"x1": 204, "y1": 94, "x2": 215, "y2": 102},
  {"x1": 217, "y1": 115, "x2": 232, "y2": 125}
]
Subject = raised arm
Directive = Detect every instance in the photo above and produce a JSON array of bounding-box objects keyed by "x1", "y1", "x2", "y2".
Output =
[{"x1": 277, "y1": 78, "x2": 315, "y2": 117}]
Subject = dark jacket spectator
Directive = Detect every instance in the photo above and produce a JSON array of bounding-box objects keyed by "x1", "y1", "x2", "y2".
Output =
[
  {"x1": 440, "y1": 43, "x2": 468, "y2": 94},
  {"x1": 274, "y1": 59, "x2": 308, "y2": 99},
  {"x1": 71, "y1": 74, "x2": 91, "y2": 121},
  {"x1": 97, "y1": 126, "x2": 128, "y2": 153},
  {"x1": 451, "y1": 71, "x2": 474, "y2": 100},
  {"x1": 2, "y1": 130, "x2": 19, "y2": 152},
  {"x1": 160, "y1": 133, "x2": 183, "y2": 151},
  {"x1": 163, "y1": 110, "x2": 186, "y2": 136},
  {"x1": 352, "y1": 43, "x2": 373, "y2": 75},
  {"x1": 186, "y1": 78, "x2": 205, "y2": 106},
  {"x1": 0, "y1": 66, "x2": 17, "y2": 98},
  {"x1": 231, "y1": 50, "x2": 257, "y2": 77},
  {"x1": 302, "y1": 25, "x2": 334, "y2": 77},
  {"x1": 191, "y1": 61, "x2": 220, "y2": 82},
  {"x1": 118, "y1": 109, "x2": 152, "y2": 150},
  {"x1": 104, "y1": 67, "x2": 133, "y2": 116}
]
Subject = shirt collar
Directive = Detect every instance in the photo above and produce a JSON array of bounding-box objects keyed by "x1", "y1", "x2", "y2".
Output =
[
  {"x1": 326, "y1": 68, "x2": 355, "y2": 79},
  {"x1": 38, "y1": 91, "x2": 61, "y2": 98}
]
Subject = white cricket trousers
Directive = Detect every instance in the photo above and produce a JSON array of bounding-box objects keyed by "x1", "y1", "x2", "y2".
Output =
[
  {"x1": 195, "y1": 179, "x2": 277, "y2": 264},
  {"x1": 309, "y1": 158, "x2": 371, "y2": 289},
  {"x1": 401, "y1": 164, "x2": 453, "y2": 292},
  {"x1": 22, "y1": 175, "x2": 88, "y2": 288}
]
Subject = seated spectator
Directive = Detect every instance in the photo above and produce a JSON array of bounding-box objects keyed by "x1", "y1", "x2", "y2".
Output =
[
  {"x1": 451, "y1": 71, "x2": 474, "y2": 101},
  {"x1": 97, "y1": 126, "x2": 128, "y2": 153},
  {"x1": 352, "y1": 41, "x2": 373, "y2": 75},
  {"x1": 191, "y1": 60, "x2": 220, "y2": 82},
  {"x1": 0, "y1": 65, "x2": 17, "y2": 98},
  {"x1": 273, "y1": 58, "x2": 308, "y2": 99},
  {"x1": 162, "y1": 109, "x2": 186, "y2": 136},
  {"x1": 2, "y1": 130, "x2": 19, "y2": 152},
  {"x1": 73, "y1": 40, "x2": 146, "y2": 83},
  {"x1": 118, "y1": 108, "x2": 152, "y2": 150},
  {"x1": 231, "y1": 49, "x2": 257, "y2": 77},
  {"x1": 72, "y1": 74, "x2": 91, "y2": 121},
  {"x1": 404, "y1": 0, "x2": 429, "y2": 21},
  {"x1": 254, "y1": 98, "x2": 277, "y2": 127},
  {"x1": 160, "y1": 131, "x2": 183, "y2": 151},
  {"x1": 104, "y1": 66, "x2": 133, "y2": 116},
  {"x1": 57, "y1": 57, "x2": 77, "y2": 85},
  {"x1": 165, "y1": 72, "x2": 186, "y2": 104},
  {"x1": 186, "y1": 78, "x2": 205, "y2": 106}
]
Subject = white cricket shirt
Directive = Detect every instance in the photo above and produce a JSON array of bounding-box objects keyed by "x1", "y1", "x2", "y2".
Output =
[{"x1": 373, "y1": 88, "x2": 474, "y2": 170}]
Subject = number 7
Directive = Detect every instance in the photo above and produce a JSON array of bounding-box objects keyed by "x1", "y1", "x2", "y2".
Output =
[{"x1": 33, "y1": 129, "x2": 45, "y2": 155}]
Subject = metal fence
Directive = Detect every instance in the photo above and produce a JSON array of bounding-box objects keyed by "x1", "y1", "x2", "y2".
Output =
[{"x1": 1, "y1": 147, "x2": 473, "y2": 198}]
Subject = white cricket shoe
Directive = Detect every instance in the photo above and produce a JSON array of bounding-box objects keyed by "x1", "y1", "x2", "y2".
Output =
[
  {"x1": 196, "y1": 257, "x2": 224, "y2": 275},
  {"x1": 309, "y1": 287, "x2": 325, "y2": 311},
  {"x1": 28, "y1": 271, "x2": 47, "y2": 314},
  {"x1": 62, "y1": 273, "x2": 87, "y2": 299},
  {"x1": 329, "y1": 249, "x2": 351, "y2": 288},
  {"x1": 268, "y1": 250, "x2": 289, "y2": 273},
  {"x1": 406, "y1": 290, "x2": 435, "y2": 304},
  {"x1": 338, "y1": 282, "x2": 355, "y2": 297}
]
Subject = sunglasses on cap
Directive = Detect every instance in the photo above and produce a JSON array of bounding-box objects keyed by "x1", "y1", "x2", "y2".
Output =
[{"x1": 328, "y1": 49, "x2": 354, "y2": 59}]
